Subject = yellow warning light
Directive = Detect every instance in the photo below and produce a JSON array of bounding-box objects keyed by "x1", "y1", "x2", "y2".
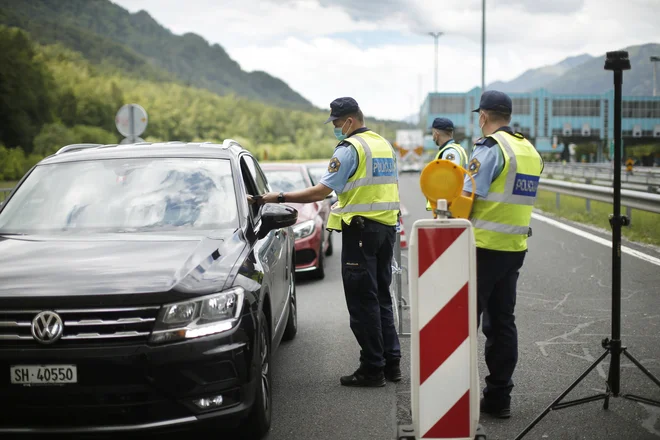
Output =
[{"x1": 419, "y1": 159, "x2": 476, "y2": 219}]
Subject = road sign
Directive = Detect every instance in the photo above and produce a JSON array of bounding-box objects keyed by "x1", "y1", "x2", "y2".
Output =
[
  {"x1": 115, "y1": 104, "x2": 148, "y2": 141},
  {"x1": 409, "y1": 219, "x2": 479, "y2": 439}
]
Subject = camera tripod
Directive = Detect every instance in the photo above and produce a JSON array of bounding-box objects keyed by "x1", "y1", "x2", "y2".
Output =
[{"x1": 515, "y1": 51, "x2": 660, "y2": 439}]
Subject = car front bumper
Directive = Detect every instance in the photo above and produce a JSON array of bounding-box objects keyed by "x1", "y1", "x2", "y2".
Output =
[
  {"x1": 0, "y1": 315, "x2": 258, "y2": 434},
  {"x1": 293, "y1": 230, "x2": 321, "y2": 272}
]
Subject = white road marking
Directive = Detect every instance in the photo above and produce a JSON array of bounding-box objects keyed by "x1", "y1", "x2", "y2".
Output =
[{"x1": 531, "y1": 212, "x2": 660, "y2": 268}]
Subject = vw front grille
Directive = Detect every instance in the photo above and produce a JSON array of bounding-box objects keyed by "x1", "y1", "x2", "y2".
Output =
[{"x1": 0, "y1": 306, "x2": 160, "y2": 346}]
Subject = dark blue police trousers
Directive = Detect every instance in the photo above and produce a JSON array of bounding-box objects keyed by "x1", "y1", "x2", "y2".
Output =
[
  {"x1": 476, "y1": 247, "x2": 526, "y2": 407},
  {"x1": 340, "y1": 217, "x2": 401, "y2": 371}
]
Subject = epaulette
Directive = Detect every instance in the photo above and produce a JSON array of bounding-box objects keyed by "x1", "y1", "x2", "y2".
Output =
[{"x1": 475, "y1": 136, "x2": 498, "y2": 148}]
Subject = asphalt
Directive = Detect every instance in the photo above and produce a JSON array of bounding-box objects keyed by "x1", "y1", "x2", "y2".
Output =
[
  {"x1": 62, "y1": 172, "x2": 659, "y2": 440},
  {"x1": 266, "y1": 172, "x2": 660, "y2": 440},
  {"x1": 393, "y1": 173, "x2": 660, "y2": 440}
]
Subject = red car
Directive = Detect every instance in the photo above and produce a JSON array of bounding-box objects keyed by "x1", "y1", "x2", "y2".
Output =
[{"x1": 261, "y1": 163, "x2": 333, "y2": 279}]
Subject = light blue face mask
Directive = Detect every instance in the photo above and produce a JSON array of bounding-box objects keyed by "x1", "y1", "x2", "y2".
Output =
[
  {"x1": 334, "y1": 120, "x2": 350, "y2": 141},
  {"x1": 334, "y1": 127, "x2": 347, "y2": 142}
]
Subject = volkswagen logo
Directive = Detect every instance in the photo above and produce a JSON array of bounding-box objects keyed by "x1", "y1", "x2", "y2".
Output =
[{"x1": 31, "y1": 311, "x2": 64, "y2": 344}]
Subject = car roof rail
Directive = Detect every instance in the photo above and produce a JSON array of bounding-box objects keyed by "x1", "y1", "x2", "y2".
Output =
[
  {"x1": 55, "y1": 144, "x2": 104, "y2": 155},
  {"x1": 222, "y1": 139, "x2": 241, "y2": 149}
]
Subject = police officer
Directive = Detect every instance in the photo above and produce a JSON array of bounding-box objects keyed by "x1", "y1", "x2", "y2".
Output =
[
  {"x1": 259, "y1": 97, "x2": 401, "y2": 387},
  {"x1": 426, "y1": 117, "x2": 469, "y2": 213},
  {"x1": 431, "y1": 117, "x2": 468, "y2": 167},
  {"x1": 462, "y1": 90, "x2": 543, "y2": 419}
]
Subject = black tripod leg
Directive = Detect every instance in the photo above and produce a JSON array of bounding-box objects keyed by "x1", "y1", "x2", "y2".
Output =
[
  {"x1": 622, "y1": 349, "x2": 660, "y2": 388},
  {"x1": 514, "y1": 349, "x2": 610, "y2": 440},
  {"x1": 604, "y1": 382, "x2": 611, "y2": 410}
]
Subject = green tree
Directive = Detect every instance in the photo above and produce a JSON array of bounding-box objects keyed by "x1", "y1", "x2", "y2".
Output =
[
  {"x1": 0, "y1": 26, "x2": 54, "y2": 151},
  {"x1": 32, "y1": 123, "x2": 75, "y2": 156},
  {"x1": 0, "y1": 146, "x2": 27, "y2": 181}
]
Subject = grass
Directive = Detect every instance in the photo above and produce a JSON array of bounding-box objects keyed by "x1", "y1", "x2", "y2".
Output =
[
  {"x1": 535, "y1": 190, "x2": 660, "y2": 246},
  {"x1": 0, "y1": 181, "x2": 17, "y2": 189}
]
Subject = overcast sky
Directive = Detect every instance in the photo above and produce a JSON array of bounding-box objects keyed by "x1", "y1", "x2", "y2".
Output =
[{"x1": 113, "y1": 0, "x2": 659, "y2": 121}]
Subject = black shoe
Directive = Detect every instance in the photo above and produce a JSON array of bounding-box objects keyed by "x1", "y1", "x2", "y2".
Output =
[
  {"x1": 480, "y1": 398, "x2": 511, "y2": 419},
  {"x1": 384, "y1": 361, "x2": 402, "y2": 382},
  {"x1": 340, "y1": 368, "x2": 386, "y2": 387}
]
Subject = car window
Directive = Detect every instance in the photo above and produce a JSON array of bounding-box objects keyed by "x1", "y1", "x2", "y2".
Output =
[
  {"x1": 307, "y1": 166, "x2": 324, "y2": 185},
  {"x1": 239, "y1": 156, "x2": 262, "y2": 220},
  {"x1": 0, "y1": 158, "x2": 238, "y2": 234},
  {"x1": 242, "y1": 156, "x2": 269, "y2": 195},
  {"x1": 262, "y1": 169, "x2": 309, "y2": 193}
]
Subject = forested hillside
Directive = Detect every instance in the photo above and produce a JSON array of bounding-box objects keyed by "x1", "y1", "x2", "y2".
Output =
[
  {"x1": 0, "y1": 26, "x2": 410, "y2": 181},
  {"x1": 0, "y1": 0, "x2": 312, "y2": 109}
]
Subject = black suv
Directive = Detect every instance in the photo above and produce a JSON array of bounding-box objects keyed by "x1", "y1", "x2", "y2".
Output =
[{"x1": 0, "y1": 140, "x2": 298, "y2": 437}]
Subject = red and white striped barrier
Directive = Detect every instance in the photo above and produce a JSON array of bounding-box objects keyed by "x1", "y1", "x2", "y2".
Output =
[{"x1": 409, "y1": 219, "x2": 479, "y2": 439}]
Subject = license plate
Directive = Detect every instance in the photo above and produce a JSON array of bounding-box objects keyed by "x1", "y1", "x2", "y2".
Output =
[{"x1": 10, "y1": 365, "x2": 77, "y2": 385}]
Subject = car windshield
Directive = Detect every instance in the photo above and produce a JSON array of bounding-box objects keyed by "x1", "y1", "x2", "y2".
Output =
[
  {"x1": 0, "y1": 158, "x2": 238, "y2": 234},
  {"x1": 263, "y1": 169, "x2": 308, "y2": 193},
  {"x1": 307, "y1": 166, "x2": 325, "y2": 185}
]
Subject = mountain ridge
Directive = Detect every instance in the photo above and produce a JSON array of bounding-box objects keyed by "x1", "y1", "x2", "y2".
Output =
[
  {"x1": 0, "y1": 0, "x2": 314, "y2": 109},
  {"x1": 486, "y1": 45, "x2": 659, "y2": 95}
]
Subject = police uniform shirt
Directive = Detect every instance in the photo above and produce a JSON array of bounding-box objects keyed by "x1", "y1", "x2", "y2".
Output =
[
  {"x1": 436, "y1": 138, "x2": 463, "y2": 167},
  {"x1": 463, "y1": 126, "x2": 543, "y2": 198},
  {"x1": 319, "y1": 127, "x2": 398, "y2": 194}
]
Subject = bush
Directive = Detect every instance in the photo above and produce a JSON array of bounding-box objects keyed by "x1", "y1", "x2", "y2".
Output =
[
  {"x1": 32, "y1": 123, "x2": 76, "y2": 156},
  {"x1": 71, "y1": 125, "x2": 118, "y2": 144},
  {"x1": 0, "y1": 146, "x2": 28, "y2": 181}
]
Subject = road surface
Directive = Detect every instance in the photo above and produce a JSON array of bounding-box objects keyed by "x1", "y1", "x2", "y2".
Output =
[{"x1": 264, "y1": 173, "x2": 660, "y2": 440}]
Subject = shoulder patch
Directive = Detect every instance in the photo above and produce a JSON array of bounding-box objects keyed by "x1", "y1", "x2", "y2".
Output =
[
  {"x1": 445, "y1": 153, "x2": 455, "y2": 161},
  {"x1": 328, "y1": 157, "x2": 341, "y2": 173},
  {"x1": 468, "y1": 158, "x2": 481, "y2": 175}
]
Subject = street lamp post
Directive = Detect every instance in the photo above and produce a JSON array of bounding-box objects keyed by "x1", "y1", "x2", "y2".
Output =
[
  {"x1": 482, "y1": 0, "x2": 486, "y2": 92},
  {"x1": 429, "y1": 32, "x2": 443, "y2": 93},
  {"x1": 651, "y1": 56, "x2": 660, "y2": 97}
]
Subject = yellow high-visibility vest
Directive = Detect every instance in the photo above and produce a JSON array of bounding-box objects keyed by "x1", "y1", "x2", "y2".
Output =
[
  {"x1": 470, "y1": 131, "x2": 543, "y2": 251},
  {"x1": 326, "y1": 131, "x2": 400, "y2": 231},
  {"x1": 425, "y1": 141, "x2": 469, "y2": 211}
]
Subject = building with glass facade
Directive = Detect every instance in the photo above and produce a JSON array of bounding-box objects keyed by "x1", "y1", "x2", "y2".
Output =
[{"x1": 419, "y1": 88, "x2": 660, "y2": 159}]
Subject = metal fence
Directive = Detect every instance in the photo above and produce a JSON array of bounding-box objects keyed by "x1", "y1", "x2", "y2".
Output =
[
  {"x1": 391, "y1": 212, "x2": 410, "y2": 337},
  {"x1": 0, "y1": 188, "x2": 11, "y2": 202},
  {"x1": 538, "y1": 178, "x2": 660, "y2": 224},
  {"x1": 543, "y1": 163, "x2": 660, "y2": 192}
]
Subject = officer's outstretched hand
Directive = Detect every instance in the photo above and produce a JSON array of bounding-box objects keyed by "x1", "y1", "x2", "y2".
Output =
[{"x1": 260, "y1": 192, "x2": 279, "y2": 204}]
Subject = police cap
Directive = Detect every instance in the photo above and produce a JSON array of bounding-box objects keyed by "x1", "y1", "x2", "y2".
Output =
[
  {"x1": 324, "y1": 97, "x2": 360, "y2": 124},
  {"x1": 431, "y1": 117, "x2": 454, "y2": 131},
  {"x1": 472, "y1": 90, "x2": 512, "y2": 114}
]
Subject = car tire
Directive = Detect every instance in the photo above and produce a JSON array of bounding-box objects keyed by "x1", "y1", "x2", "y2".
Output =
[
  {"x1": 282, "y1": 269, "x2": 297, "y2": 341},
  {"x1": 312, "y1": 237, "x2": 325, "y2": 280},
  {"x1": 325, "y1": 231, "x2": 333, "y2": 256},
  {"x1": 243, "y1": 309, "x2": 272, "y2": 439}
]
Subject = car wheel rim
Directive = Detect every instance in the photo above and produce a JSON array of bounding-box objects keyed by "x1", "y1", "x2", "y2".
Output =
[{"x1": 260, "y1": 325, "x2": 270, "y2": 414}]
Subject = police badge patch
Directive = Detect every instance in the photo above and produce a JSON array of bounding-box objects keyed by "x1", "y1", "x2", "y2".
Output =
[
  {"x1": 446, "y1": 153, "x2": 455, "y2": 161},
  {"x1": 468, "y1": 158, "x2": 481, "y2": 175},
  {"x1": 328, "y1": 157, "x2": 341, "y2": 173}
]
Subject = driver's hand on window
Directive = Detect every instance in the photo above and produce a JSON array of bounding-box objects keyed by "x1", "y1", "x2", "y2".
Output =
[{"x1": 247, "y1": 195, "x2": 255, "y2": 205}]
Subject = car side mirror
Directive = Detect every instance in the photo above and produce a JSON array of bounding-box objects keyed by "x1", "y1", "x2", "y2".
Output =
[{"x1": 258, "y1": 203, "x2": 298, "y2": 239}]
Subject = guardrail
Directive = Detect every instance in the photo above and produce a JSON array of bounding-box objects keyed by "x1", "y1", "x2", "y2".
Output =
[
  {"x1": 0, "y1": 188, "x2": 11, "y2": 202},
  {"x1": 538, "y1": 178, "x2": 660, "y2": 224},
  {"x1": 543, "y1": 163, "x2": 660, "y2": 192}
]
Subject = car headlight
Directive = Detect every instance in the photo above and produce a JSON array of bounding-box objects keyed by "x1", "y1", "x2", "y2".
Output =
[
  {"x1": 292, "y1": 219, "x2": 315, "y2": 239},
  {"x1": 150, "y1": 287, "x2": 244, "y2": 344}
]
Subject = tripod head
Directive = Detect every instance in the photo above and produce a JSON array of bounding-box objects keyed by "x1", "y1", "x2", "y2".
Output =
[{"x1": 604, "y1": 51, "x2": 631, "y2": 71}]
